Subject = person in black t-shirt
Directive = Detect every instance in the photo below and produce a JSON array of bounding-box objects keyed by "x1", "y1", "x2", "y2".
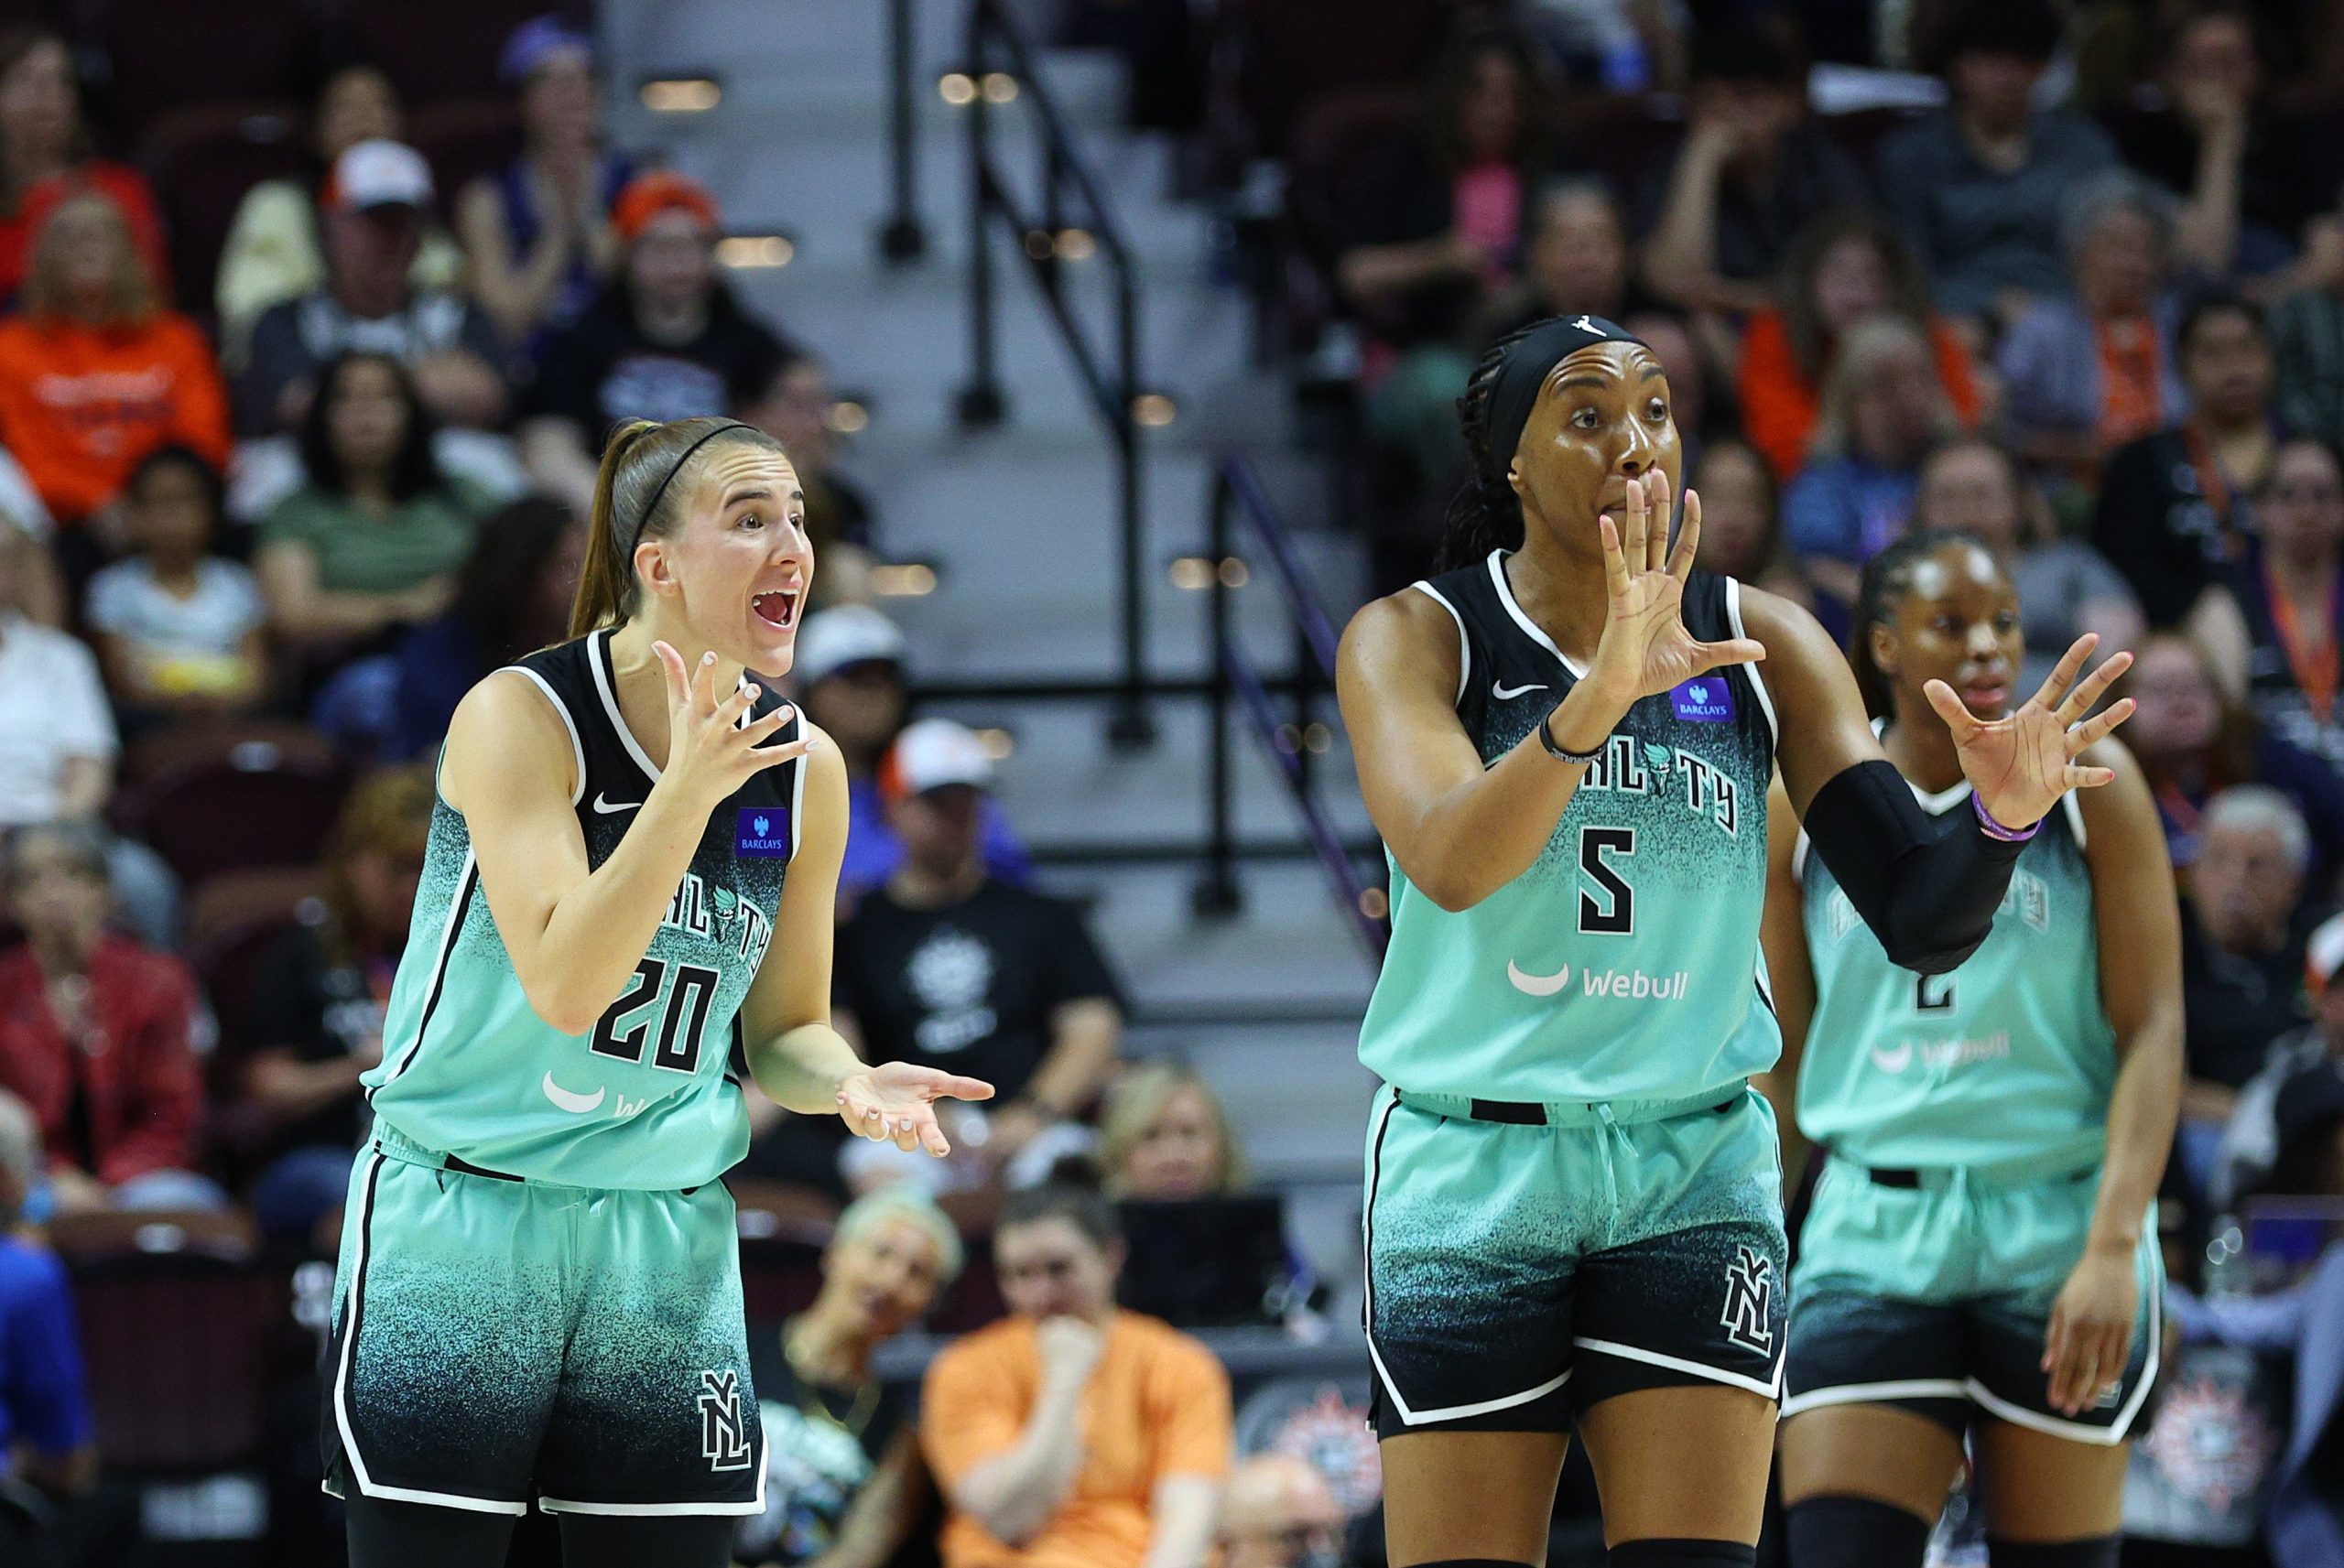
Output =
[
  {"x1": 736, "y1": 1186, "x2": 961, "y2": 1568},
  {"x1": 241, "y1": 765, "x2": 432, "y2": 1242},
  {"x1": 2093, "y1": 292, "x2": 2281, "y2": 629},
  {"x1": 836, "y1": 719, "x2": 1124, "y2": 1183},
  {"x1": 516, "y1": 171, "x2": 791, "y2": 510}
]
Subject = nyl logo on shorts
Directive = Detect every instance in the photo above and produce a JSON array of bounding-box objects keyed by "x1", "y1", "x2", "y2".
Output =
[
  {"x1": 735, "y1": 806, "x2": 791, "y2": 858},
  {"x1": 1669, "y1": 677, "x2": 1734, "y2": 723},
  {"x1": 1718, "y1": 1244, "x2": 1775, "y2": 1357},
  {"x1": 698, "y1": 1369, "x2": 754, "y2": 1471}
]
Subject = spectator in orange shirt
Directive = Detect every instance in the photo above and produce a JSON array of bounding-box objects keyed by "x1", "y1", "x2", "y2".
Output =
[
  {"x1": 0, "y1": 29, "x2": 167, "y2": 303},
  {"x1": 0, "y1": 191, "x2": 230, "y2": 568},
  {"x1": 1737, "y1": 209, "x2": 1980, "y2": 481},
  {"x1": 921, "y1": 1183, "x2": 1231, "y2": 1568}
]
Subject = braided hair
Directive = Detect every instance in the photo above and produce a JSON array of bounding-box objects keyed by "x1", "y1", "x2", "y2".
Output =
[
  {"x1": 1435, "y1": 322, "x2": 1545, "y2": 574},
  {"x1": 1847, "y1": 528, "x2": 1990, "y2": 720}
]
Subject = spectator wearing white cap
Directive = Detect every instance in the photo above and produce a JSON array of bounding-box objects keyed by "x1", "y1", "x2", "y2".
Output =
[
  {"x1": 832, "y1": 717, "x2": 1123, "y2": 1180},
  {"x1": 214, "y1": 65, "x2": 467, "y2": 362},
  {"x1": 793, "y1": 606, "x2": 1031, "y2": 911},
  {"x1": 237, "y1": 138, "x2": 508, "y2": 438},
  {"x1": 2209, "y1": 910, "x2": 2344, "y2": 1206}
]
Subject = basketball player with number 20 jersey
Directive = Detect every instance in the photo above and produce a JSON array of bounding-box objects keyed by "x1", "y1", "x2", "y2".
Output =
[{"x1": 324, "y1": 417, "x2": 993, "y2": 1568}]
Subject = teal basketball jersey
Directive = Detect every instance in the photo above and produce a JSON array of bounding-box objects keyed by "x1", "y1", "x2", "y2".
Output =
[
  {"x1": 1357, "y1": 552, "x2": 1781, "y2": 1103},
  {"x1": 1795, "y1": 753, "x2": 2114, "y2": 1175},
  {"x1": 364, "y1": 629, "x2": 803, "y2": 1190}
]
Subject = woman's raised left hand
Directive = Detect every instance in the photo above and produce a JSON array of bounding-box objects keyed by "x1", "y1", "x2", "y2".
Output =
[{"x1": 1929, "y1": 633, "x2": 2135, "y2": 832}]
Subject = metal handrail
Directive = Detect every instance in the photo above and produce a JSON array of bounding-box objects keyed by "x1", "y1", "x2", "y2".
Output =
[
  {"x1": 1196, "y1": 454, "x2": 1387, "y2": 959},
  {"x1": 957, "y1": 0, "x2": 1152, "y2": 745},
  {"x1": 880, "y1": 0, "x2": 925, "y2": 261}
]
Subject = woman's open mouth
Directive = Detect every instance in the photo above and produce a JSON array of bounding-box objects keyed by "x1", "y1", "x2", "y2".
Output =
[{"x1": 751, "y1": 588, "x2": 801, "y2": 631}]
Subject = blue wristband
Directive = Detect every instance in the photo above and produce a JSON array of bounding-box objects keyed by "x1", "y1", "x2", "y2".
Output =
[{"x1": 1971, "y1": 793, "x2": 2041, "y2": 843}]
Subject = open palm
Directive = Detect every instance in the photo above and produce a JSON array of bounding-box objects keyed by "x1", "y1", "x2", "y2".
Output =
[
  {"x1": 1929, "y1": 634, "x2": 2136, "y2": 828},
  {"x1": 837, "y1": 1061, "x2": 995, "y2": 1157},
  {"x1": 1589, "y1": 470, "x2": 1765, "y2": 703}
]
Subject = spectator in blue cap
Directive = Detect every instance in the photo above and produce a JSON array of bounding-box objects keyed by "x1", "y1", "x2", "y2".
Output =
[{"x1": 456, "y1": 15, "x2": 636, "y2": 358}]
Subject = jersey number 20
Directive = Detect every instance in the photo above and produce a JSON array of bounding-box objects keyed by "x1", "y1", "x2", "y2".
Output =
[
  {"x1": 591, "y1": 957, "x2": 720, "y2": 1074},
  {"x1": 1578, "y1": 827, "x2": 1635, "y2": 935}
]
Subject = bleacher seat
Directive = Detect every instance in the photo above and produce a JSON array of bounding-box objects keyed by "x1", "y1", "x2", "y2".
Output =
[
  {"x1": 92, "y1": 0, "x2": 313, "y2": 153},
  {"x1": 114, "y1": 752, "x2": 349, "y2": 892},
  {"x1": 139, "y1": 101, "x2": 309, "y2": 329},
  {"x1": 121, "y1": 718, "x2": 343, "y2": 791},
  {"x1": 55, "y1": 1212, "x2": 275, "y2": 1475}
]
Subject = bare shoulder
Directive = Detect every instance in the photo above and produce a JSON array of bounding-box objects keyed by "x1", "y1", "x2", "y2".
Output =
[
  {"x1": 798, "y1": 717, "x2": 848, "y2": 801},
  {"x1": 444, "y1": 668, "x2": 580, "y2": 809},
  {"x1": 2075, "y1": 734, "x2": 2157, "y2": 839},
  {"x1": 1339, "y1": 585, "x2": 1460, "y2": 691}
]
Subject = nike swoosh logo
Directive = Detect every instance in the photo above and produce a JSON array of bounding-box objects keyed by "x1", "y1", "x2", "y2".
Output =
[
  {"x1": 1492, "y1": 681, "x2": 1549, "y2": 701},
  {"x1": 591, "y1": 793, "x2": 639, "y2": 815},
  {"x1": 541, "y1": 1071, "x2": 607, "y2": 1114},
  {"x1": 1506, "y1": 959, "x2": 1572, "y2": 997}
]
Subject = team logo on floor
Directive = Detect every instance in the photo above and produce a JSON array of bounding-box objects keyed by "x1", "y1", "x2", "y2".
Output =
[
  {"x1": 699, "y1": 1369, "x2": 754, "y2": 1471},
  {"x1": 1718, "y1": 1245, "x2": 1775, "y2": 1356}
]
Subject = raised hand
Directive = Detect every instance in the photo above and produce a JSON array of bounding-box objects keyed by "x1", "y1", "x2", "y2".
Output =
[
  {"x1": 836, "y1": 1060, "x2": 996, "y2": 1156},
  {"x1": 651, "y1": 640, "x2": 817, "y2": 814},
  {"x1": 1926, "y1": 633, "x2": 2135, "y2": 830},
  {"x1": 1585, "y1": 470, "x2": 1766, "y2": 707}
]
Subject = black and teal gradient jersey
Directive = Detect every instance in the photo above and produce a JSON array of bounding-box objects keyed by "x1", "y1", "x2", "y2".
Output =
[
  {"x1": 1357, "y1": 552, "x2": 1782, "y2": 1104},
  {"x1": 1794, "y1": 758, "x2": 2115, "y2": 1178},
  {"x1": 364, "y1": 629, "x2": 804, "y2": 1190}
]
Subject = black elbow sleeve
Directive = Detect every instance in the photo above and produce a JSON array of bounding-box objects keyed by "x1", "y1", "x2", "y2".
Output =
[{"x1": 1801, "y1": 760, "x2": 2026, "y2": 974}]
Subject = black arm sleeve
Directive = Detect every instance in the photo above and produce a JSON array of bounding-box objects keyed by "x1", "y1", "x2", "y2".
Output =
[{"x1": 1802, "y1": 759, "x2": 2028, "y2": 976}]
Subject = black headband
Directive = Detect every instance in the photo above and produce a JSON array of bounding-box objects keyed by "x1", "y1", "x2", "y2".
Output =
[
  {"x1": 631, "y1": 420, "x2": 757, "y2": 551},
  {"x1": 1485, "y1": 313, "x2": 1646, "y2": 481}
]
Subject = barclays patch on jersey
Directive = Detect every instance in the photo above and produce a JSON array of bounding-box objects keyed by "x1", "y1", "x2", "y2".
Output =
[
  {"x1": 1669, "y1": 677, "x2": 1735, "y2": 722},
  {"x1": 735, "y1": 806, "x2": 791, "y2": 857}
]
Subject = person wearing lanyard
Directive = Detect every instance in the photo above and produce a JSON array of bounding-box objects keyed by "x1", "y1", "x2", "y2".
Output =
[{"x1": 2093, "y1": 293, "x2": 2279, "y2": 629}]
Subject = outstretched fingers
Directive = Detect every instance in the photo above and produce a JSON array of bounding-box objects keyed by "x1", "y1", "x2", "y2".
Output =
[
  {"x1": 1666, "y1": 486, "x2": 1703, "y2": 581},
  {"x1": 1600, "y1": 514, "x2": 1633, "y2": 601},
  {"x1": 2027, "y1": 633, "x2": 2101, "y2": 713},
  {"x1": 1924, "y1": 678, "x2": 1984, "y2": 741},
  {"x1": 1622, "y1": 473, "x2": 1649, "y2": 570},
  {"x1": 1687, "y1": 638, "x2": 1766, "y2": 675},
  {"x1": 2066, "y1": 697, "x2": 2137, "y2": 755},
  {"x1": 2056, "y1": 648, "x2": 2136, "y2": 726}
]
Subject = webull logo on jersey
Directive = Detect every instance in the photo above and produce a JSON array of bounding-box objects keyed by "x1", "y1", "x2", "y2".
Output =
[
  {"x1": 1576, "y1": 733, "x2": 1741, "y2": 836},
  {"x1": 1506, "y1": 958, "x2": 1691, "y2": 1001},
  {"x1": 1867, "y1": 1031, "x2": 2013, "y2": 1075}
]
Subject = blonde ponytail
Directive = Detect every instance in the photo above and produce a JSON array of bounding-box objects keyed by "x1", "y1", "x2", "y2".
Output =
[{"x1": 567, "y1": 416, "x2": 786, "y2": 638}]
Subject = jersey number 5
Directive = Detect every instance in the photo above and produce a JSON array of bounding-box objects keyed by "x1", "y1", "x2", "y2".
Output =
[
  {"x1": 1578, "y1": 827, "x2": 1635, "y2": 935},
  {"x1": 592, "y1": 957, "x2": 721, "y2": 1074}
]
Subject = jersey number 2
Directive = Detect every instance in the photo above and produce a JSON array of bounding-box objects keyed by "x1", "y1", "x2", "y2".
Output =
[
  {"x1": 591, "y1": 957, "x2": 720, "y2": 1074},
  {"x1": 1578, "y1": 827, "x2": 1635, "y2": 935}
]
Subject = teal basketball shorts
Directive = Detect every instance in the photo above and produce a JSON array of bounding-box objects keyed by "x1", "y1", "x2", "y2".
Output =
[
  {"x1": 1784, "y1": 1157, "x2": 2164, "y2": 1444},
  {"x1": 1362, "y1": 1083, "x2": 1787, "y2": 1436},
  {"x1": 321, "y1": 1129, "x2": 765, "y2": 1516}
]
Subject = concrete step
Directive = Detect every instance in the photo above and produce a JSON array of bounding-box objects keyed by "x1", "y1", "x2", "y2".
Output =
[
  {"x1": 924, "y1": 693, "x2": 1372, "y2": 854},
  {"x1": 1035, "y1": 860, "x2": 1378, "y2": 1016}
]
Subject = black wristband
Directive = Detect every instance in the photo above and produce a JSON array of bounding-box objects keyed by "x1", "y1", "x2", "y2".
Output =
[{"x1": 1540, "y1": 712, "x2": 1606, "y2": 765}]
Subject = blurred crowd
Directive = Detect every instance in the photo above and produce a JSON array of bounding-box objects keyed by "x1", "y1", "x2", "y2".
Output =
[{"x1": 6, "y1": 0, "x2": 2344, "y2": 1563}]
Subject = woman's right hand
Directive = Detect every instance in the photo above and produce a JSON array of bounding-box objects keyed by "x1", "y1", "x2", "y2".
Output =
[
  {"x1": 652, "y1": 641, "x2": 816, "y2": 814},
  {"x1": 1584, "y1": 470, "x2": 1766, "y2": 710}
]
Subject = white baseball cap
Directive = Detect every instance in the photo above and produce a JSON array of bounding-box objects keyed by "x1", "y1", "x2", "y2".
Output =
[
  {"x1": 882, "y1": 718, "x2": 993, "y2": 801},
  {"x1": 2310, "y1": 912, "x2": 2344, "y2": 989},
  {"x1": 795, "y1": 605, "x2": 906, "y2": 687},
  {"x1": 328, "y1": 139, "x2": 435, "y2": 211}
]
